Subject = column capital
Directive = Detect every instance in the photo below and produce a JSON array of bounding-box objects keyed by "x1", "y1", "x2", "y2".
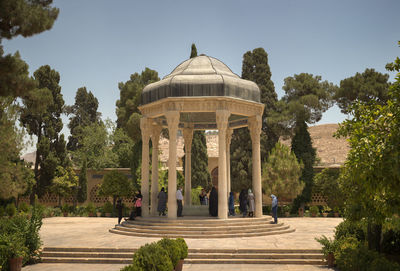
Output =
[
  {"x1": 150, "y1": 125, "x2": 162, "y2": 148},
  {"x1": 165, "y1": 111, "x2": 180, "y2": 129},
  {"x1": 216, "y1": 109, "x2": 230, "y2": 131},
  {"x1": 140, "y1": 117, "x2": 151, "y2": 138},
  {"x1": 248, "y1": 115, "x2": 262, "y2": 141},
  {"x1": 182, "y1": 127, "x2": 194, "y2": 152},
  {"x1": 226, "y1": 128, "x2": 233, "y2": 146}
]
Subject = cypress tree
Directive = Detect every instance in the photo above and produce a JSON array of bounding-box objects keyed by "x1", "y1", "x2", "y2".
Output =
[
  {"x1": 291, "y1": 120, "x2": 316, "y2": 209},
  {"x1": 190, "y1": 43, "x2": 198, "y2": 59},
  {"x1": 77, "y1": 159, "x2": 87, "y2": 203},
  {"x1": 230, "y1": 48, "x2": 278, "y2": 191}
]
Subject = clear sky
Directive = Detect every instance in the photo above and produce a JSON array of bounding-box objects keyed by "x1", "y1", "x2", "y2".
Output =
[{"x1": 3, "y1": 0, "x2": 400, "y2": 153}]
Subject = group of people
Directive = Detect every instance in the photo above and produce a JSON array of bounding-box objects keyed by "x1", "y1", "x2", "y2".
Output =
[{"x1": 116, "y1": 187, "x2": 278, "y2": 224}]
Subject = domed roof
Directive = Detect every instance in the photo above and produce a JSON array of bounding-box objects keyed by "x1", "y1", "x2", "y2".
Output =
[{"x1": 141, "y1": 55, "x2": 260, "y2": 105}]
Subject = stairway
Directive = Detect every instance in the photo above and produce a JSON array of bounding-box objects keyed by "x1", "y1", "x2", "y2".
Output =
[
  {"x1": 41, "y1": 247, "x2": 325, "y2": 265},
  {"x1": 109, "y1": 216, "x2": 295, "y2": 238}
]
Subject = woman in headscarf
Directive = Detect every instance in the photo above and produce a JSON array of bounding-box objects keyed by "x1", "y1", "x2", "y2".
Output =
[
  {"x1": 209, "y1": 186, "x2": 218, "y2": 217},
  {"x1": 239, "y1": 189, "x2": 248, "y2": 217},
  {"x1": 228, "y1": 191, "x2": 235, "y2": 216},
  {"x1": 271, "y1": 194, "x2": 278, "y2": 224},
  {"x1": 157, "y1": 187, "x2": 167, "y2": 216},
  {"x1": 247, "y1": 189, "x2": 255, "y2": 217}
]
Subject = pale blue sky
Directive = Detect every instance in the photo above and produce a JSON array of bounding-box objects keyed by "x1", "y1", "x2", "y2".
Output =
[{"x1": 3, "y1": 0, "x2": 400, "y2": 153}]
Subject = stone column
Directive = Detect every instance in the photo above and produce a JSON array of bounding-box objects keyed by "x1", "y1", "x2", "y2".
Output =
[
  {"x1": 140, "y1": 117, "x2": 151, "y2": 217},
  {"x1": 150, "y1": 125, "x2": 162, "y2": 216},
  {"x1": 165, "y1": 111, "x2": 180, "y2": 219},
  {"x1": 226, "y1": 128, "x2": 233, "y2": 195},
  {"x1": 216, "y1": 110, "x2": 230, "y2": 219},
  {"x1": 248, "y1": 116, "x2": 263, "y2": 217},
  {"x1": 183, "y1": 127, "x2": 193, "y2": 206}
]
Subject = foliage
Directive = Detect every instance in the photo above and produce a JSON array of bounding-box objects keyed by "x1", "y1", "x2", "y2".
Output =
[
  {"x1": 315, "y1": 235, "x2": 338, "y2": 257},
  {"x1": 0, "y1": 0, "x2": 58, "y2": 98},
  {"x1": 188, "y1": 131, "x2": 211, "y2": 189},
  {"x1": 50, "y1": 166, "x2": 78, "y2": 206},
  {"x1": 381, "y1": 217, "x2": 400, "y2": 255},
  {"x1": 190, "y1": 43, "x2": 198, "y2": 58},
  {"x1": 18, "y1": 202, "x2": 30, "y2": 214},
  {"x1": 231, "y1": 48, "x2": 278, "y2": 190},
  {"x1": 71, "y1": 120, "x2": 118, "y2": 170},
  {"x1": 0, "y1": 232, "x2": 28, "y2": 270},
  {"x1": 61, "y1": 204, "x2": 69, "y2": 213},
  {"x1": 112, "y1": 128, "x2": 135, "y2": 168},
  {"x1": 262, "y1": 142, "x2": 304, "y2": 201},
  {"x1": 131, "y1": 242, "x2": 173, "y2": 271},
  {"x1": 66, "y1": 87, "x2": 101, "y2": 151},
  {"x1": 98, "y1": 171, "x2": 133, "y2": 208},
  {"x1": 191, "y1": 186, "x2": 203, "y2": 205},
  {"x1": 0, "y1": 206, "x2": 4, "y2": 217},
  {"x1": 103, "y1": 201, "x2": 113, "y2": 214},
  {"x1": 123, "y1": 238, "x2": 188, "y2": 271},
  {"x1": 20, "y1": 65, "x2": 68, "y2": 200},
  {"x1": 77, "y1": 159, "x2": 87, "y2": 203},
  {"x1": 335, "y1": 43, "x2": 400, "y2": 250},
  {"x1": 309, "y1": 205, "x2": 319, "y2": 215},
  {"x1": 314, "y1": 168, "x2": 344, "y2": 210},
  {"x1": 85, "y1": 202, "x2": 96, "y2": 215},
  {"x1": 291, "y1": 121, "x2": 316, "y2": 207},
  {"x1": 334, "y1": 68, "x2": 390, "y2": 114},
  {"x1": 5, "y1": 203, "x2": 16, "y2": 217},
  {"x1": 282, "y1": 73, "x2": 336, "y2": 126}
]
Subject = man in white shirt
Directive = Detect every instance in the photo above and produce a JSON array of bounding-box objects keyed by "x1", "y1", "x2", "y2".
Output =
[{"x1": 176, "y1": 187, "x2": 183, "y2": 217}]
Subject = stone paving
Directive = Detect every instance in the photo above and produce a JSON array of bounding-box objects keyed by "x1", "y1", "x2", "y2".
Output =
[{"x1": 22, "y1": 216, "x2": 342, "y2": 271}]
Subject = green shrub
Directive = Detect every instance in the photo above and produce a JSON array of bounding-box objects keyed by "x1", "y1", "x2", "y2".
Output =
[
  {"x1": 0, "y1": 232, "x2": 29, "y2": 270},
  {"x1": 315, "y1": 235, "x2": 338, "y2": 257},
  {"x1": 86, "y1": 202, "x2": 96, "y2": 215},
  {"x1": 52, "y1": 207, "x2": 62, "y2": 217},
  {"x1": 175, "y1": 238, "x2": 188, "y2": 259},
  {"x1": 382, "y1": 217, "x2": 400, "y2": 255},
  {"x1": 334, "y1": 219, "x2": 366, "y2": 241},
  {"x1": 131, "y1": 242, "x2": 173, "y2": 271},
  {"x1": 158, "y1": 238, "x2": 181, "y2": 266},
  {"x1": 103, "y1": 201, "x2": 113, "y2": 213},
  {"x1": 310, "y1": 205, "x2": 319, "y2": 215},
  {"x1": 0, "y1": 206, "x2": 4, "y2": 217},
  {"x1": 18, "y1": 202, "x2": 30, "y2": 213},
  {"x1": 61, "y1": 203, "x2": 70, "y2": 213},
  {"x1": 5, "y1": 203, "x2": 16, "y2": 217}
]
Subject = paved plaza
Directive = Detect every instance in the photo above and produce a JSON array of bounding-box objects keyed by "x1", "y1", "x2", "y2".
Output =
[{"x1": 22, "y1": 216, "x2": 342, "y2": 271}]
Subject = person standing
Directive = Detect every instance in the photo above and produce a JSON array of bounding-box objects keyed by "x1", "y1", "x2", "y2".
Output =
[
  {"x1": 176, "y1": 186, "x2": 183, "y2": 217},
  {"x1": 228, "y1": 191, "x2": 235, "y2": 216},
  {"x1": 209, "y1": 186, "x2": 218, "y2": 217},
  {"x1": 271, "y1": 194, "x2": 278, "y2": 224},
  {"x1": 157, "y1": 187, "x2": 167, "y2": 216},
  {"x1": 199, "y1": 189, "x2": 206, "y2": 205},
  {"x1": 239, "y1": 189, "x2": 248, "y2": 217},
  {"x1": 116, "y1": 198, "x2": 123, "y2": 224},
  {"x1": 248, "y1": 189, "x2": 255, "y2": 217}
]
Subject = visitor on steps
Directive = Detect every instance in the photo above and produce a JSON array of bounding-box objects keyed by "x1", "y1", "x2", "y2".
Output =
[
  {"x1": 209, "y1": 186, "x2": 218, "y2": 217},
  {"x1": 116, "y1": 198, "x2": 123, "y2": 224},
  {"x1": 134, "y1": 190, "x2": 143, "y2": 217},
  {"x1": 176, "y1": 187, "x2": 183, "y2": 217},
  {"x1": 228, "y1": 191, "x2": 235, "y2": 216},
  {"x1": 239, "y1": 189, "x2": 248, "y2": 217},
  {"x1": 199, "y1": 189, "x2": 207, "y2": 205},
  {"x1": 158, "y1": 187, "x2": 167, "y2": 216},
  {"x1": 248, "y1": 189, "x2": 255, "y2": 217},
  {"x1": 271, "y1": 194, "x2": 278, "y2": 224}
]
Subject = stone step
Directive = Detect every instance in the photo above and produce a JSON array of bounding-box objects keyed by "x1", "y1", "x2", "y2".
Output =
[
  {"x1": 122, "y1": 221, "x2": 280, "y2": 230},
  {"x1": 127, "y1": 216, "x2": 272, "y2": 226},
  {"x1": 115, "y1": 223, "x2": 289, "y2": 234},
  {"x1": 109, "y1": 227, "x2": 296, "y2": 238},
  {"x1": 40, "y1": 247, "x2": 325, "y2": 265}
]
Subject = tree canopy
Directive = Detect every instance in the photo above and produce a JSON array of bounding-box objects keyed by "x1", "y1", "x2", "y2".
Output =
[
  {"x1": 334, "y1": 68, "x2": 390, "y2": 114},
  {"x1": 262, "y1": 142, "x2": 304, "y2": 202}
]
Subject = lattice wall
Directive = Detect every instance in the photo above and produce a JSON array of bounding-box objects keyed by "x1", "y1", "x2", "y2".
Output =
[
  {"x1": 310, "y1": 193, "x2": 327, "y2": 206},
  {"x1": 89, "y1": 186, "x2": 109, "y2": 204}
]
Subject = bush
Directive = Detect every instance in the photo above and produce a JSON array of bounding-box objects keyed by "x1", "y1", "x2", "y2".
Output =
[
  {"x1": 334, "y1": 219, "x2": 366, "y2": 241},
  {"x1": 175, "y1": 238, "x2": 188, "y2": 259},
  {"x1": 131, "y1": 242, "x2": 173, "y2": 271},
  {"x1": 18, "y1": 202, "x2": 30, "y2": 213},
  {"x1": 0, "y1": 206, "x2": 4, "y2": 217},
  {"x1": 5, "y1": 203, "x2": 16, "y2": 217},
  {"x1": 310, "y1": 205, "x2": 319, "y2": 215},
  {"x1": 0, "y1": 232, "x2": 28, "y2": 270},
  {"x1": 382, "y1": 216, "x2": 400, "y2": 255},
  {"x1": 61, "y1": 204, "x2": 70, "y2": 214},
  {"x1": 158, "y1": 238, "x2": 181, "y2": 266},
  {"x1": 86, "y1": 202, "x2": 96, "y2": 215},
  {"x1": 103, "y1": 201, "x2": 113, "y2": 213}
]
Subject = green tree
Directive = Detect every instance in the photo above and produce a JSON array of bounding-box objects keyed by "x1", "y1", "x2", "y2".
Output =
[
  {"x1": 334, "y1": 69, "x2": 390, "y2": 114},
  {"x1": 291, "y1": 121, "x2": 316, "y2": 207},
  {"x1": 50, "y1": 166, "x2": 78, "y2": 207},
  {"x1": 98, "y1": 170, "x2": 133, "y2": 209},
  {"x1": 231, "y1": 48, "x2": 278, "y2": 191},
  {"x1": 0, "y1": 0, "x2": 59, "y2": 98},
  {"x1": 190, "y1": 43, "x2": 197, "y2": 58},
  {"x1": 189, "y1": 131, "x2": 211, "y2": 189},
  {"x1": 262, "y1": 142, "x2": 304, "y2": 202},
  {"x1": 313, "y1": 168, "x2": 344, "y2": 210},
  {"x1": 335, "y1": 42, "x2": 400, "y2": 251},
  {"x1": 20, "y1": 65, "x2": 67, "y2": 203},
  {"x1": 66, "y1": 87, "x2": 101, "y2": 151},
  {"x1": 112, "y1": 127, "x2": 134, "y2": 168}
]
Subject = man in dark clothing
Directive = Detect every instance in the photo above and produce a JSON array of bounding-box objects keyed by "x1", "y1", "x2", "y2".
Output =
[
  {"x1": 209, "y1": 187, "x2": 218, "y2": 217},
  {"x1": 116, "y1": 198, "x2": 123, "y2": 224},
  {"x1": 239, "y1": 189, "x2": 248, "y2": 217}
]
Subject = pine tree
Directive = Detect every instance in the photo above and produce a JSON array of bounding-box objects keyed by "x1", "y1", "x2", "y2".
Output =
[
  {"x1": 230, "y1": 48, "x2": 278, "y2": 191},
  {"x1": 20, "y1": 65, "x2": 67, "y2": 202}
]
